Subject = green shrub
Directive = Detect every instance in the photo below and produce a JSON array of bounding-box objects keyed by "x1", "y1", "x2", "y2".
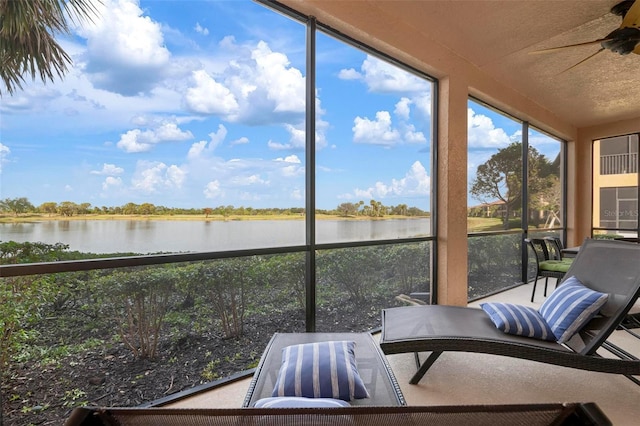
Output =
[{"x1": 99, "y1": 268, "x2": 174, "y2": 359}]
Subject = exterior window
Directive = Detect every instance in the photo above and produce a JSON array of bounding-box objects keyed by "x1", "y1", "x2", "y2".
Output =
[
  {"x1": 467, "y1": 101, "x2": 523, "y2": 231},
  {"x1": 528, "y1": 128, "x2": 563, "y2": 231},
  {"x1": 1, "y1": 0, "x2": 306, "y2": 254},
  {"x1": 313, "y1": 30, "x2": 435, "y2": 330},
  {"x1": 315, "y1": 32, "x2": 433, "y2": 244},
  {"x1": 467, "y1": 99, "x2": 566, "y2": 300}
]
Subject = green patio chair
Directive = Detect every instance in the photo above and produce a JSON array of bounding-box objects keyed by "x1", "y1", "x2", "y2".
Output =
[{"x1": 526, "y1": 238, "x2": 573, "y2": 302}]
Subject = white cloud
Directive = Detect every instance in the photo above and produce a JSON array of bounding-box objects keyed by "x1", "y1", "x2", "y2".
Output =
[
  {"x1": 337, "y1": 68, "x2": 361, "y2": 80},
  {"x1": 339, "y1": 55, "x2": 429, "y2": 93},
  {"x1": 194, "y1": 22, "x2": 209, "y2": 36},
  {"x1": 281, "y1": 164, "x2": 303, "y2": 177},
  {"x1": 402, "y1": 123, "x2": 427, "y2": 144},
  {"x1": 207, "y1": 125, "x2": 228, "y2": 151},
  {"x1": 290, "y1": 189, "x2": 303, "y2": 200},
  {"x1": 338, "y1": 56, "x2": 432, "y2": 148},
  {"x1": 394, "y1": 97, "x2": 412, "y2": 120},
  {"x1": 166, "y1": 165, "x2": 187, "y2": 188},
  {"x1": 413, "y1": 92, "x2": 432, "y2": 118},
  {"x1": 275, "y1": 154, "x2": 302, "y2": 164},
  {"x1": 467, "y1": 107, "x2": 511, "y2": 148},
  {"x1": 187, "y1": 141, "x2": 208, "y2": 160},
  {"x1": 0, "y1": 143, "x2": 10, "y2": 173},
  {"x1": 131, "y1": 160, "x2": 186, "y2": 193},
  {"x1": 345, "y1": 161, "x2": 430, "y2": 201},
  {"x1": 102, "y1": 176, "x2": 123, "y2": 190},
  {"x1": 185, "y1": 70, "x2": 239, "y2": 115},
  {"x1": 76, "y1": 0, "x2": 171, "y2": 95},
  {"x1": 230, "y1": 136, "x2": 249, "y2": 146},
  {"x1": 353, "y1": 111, "x2": 401, "y2": 146},
  {"x1": 91, "y1": 163, "x2": 124, "y2": 175},
  {"x1": 184, "y1": 39, "x2": 310, "y2": 128},
  {"x1": 204, "y1": 180, "x2": 224, "y2": 198},
  {"x1": 274, "y1": 155, "x2": 304, "y2": 177},
  {"x1": 117, "y1": 122, "x2": 193, "y2": 153},
  {"x1": 187, "y1": 124, "x2": 227, "y2": 160},
  {"x1": 230, "y1": 174, "x2": 267, "y2": 186},
  {"x1": 352, "y1": 97, "x2": 426, "y2": 147},
  {"x1": 267, "y1": 123, "x2": 307, "y2": 151}
]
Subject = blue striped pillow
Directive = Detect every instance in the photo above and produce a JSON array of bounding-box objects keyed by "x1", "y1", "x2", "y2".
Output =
[
  {"x1": 272, "y1": 340, "x2": 370, "y2": 401},
  {"x1": 480, "y1": 302, "x2": 555, "y2": 341},
  {"x1": 539, "y1": 275, "x2": 608, "y2": 344}
]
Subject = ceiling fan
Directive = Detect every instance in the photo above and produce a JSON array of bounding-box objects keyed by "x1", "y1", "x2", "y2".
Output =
[{"x1": 531, "y1": 0, "x2": 640, "y2": 70}]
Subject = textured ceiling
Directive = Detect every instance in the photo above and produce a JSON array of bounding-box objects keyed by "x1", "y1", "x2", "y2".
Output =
[{"x1": 277, "y1": 0, "x2": 640, "y2": 129}]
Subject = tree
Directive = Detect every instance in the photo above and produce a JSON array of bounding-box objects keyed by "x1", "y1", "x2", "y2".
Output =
[
  {"x1": 122, "y1": 202, "x2": 139, "y2": 215},
  {"x1": 0, "y1": 0, "x2": 99, "y2": 95},
  {"x1": 78, "y1": 202, "x2": 92, "y2": 215},
  {"x1": 336, "y1": 202, "x2": 358, "y2": 217},
  {"x1": 39, "y1": 201, "x2": 58, "y2": 216},
  {"x1": 470, "y1": 142, "x2": 551, "y2": 229},
  {"x1": 58, "y1": 201, "x2": 78, "y2": 216},
  {"x1": 0, "y1": 197, "x2": 34, "y2": 215},
  {"x1": 530, "y1": 153, "x2": 561, "y2": 227},
  {"x1": 138, "y1": 202, "x2": 156, "y2": 215}
]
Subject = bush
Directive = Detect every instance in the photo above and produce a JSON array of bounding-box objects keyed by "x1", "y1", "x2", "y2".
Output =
[
  {"x1": 99, "y1": 268, "x2": 174, "y2": 359},
  {"x1": 198, "y1": 258, "x2": 254, "y2": 339}
]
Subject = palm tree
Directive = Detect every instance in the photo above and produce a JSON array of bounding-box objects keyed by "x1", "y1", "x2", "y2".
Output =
[{"x1": 0, "y1": 0, "x2": 99, "y2": 95}]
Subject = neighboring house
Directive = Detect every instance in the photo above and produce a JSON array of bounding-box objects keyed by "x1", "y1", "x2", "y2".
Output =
[
  {"x1": 468, "y1": 200, "x2": 507, "y2": 218},
  {"x1": 592, "y1": 134, "x2": 639, "y2": 236}
]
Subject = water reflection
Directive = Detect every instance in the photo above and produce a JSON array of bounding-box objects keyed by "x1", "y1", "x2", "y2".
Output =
[{"x1": 1, "y1": 218, "x2": 430, "y2": 254}]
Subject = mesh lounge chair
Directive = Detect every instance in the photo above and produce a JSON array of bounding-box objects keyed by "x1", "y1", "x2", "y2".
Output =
[{"x1": 380, "y1": 238, "x2": 640, "y2": 385}]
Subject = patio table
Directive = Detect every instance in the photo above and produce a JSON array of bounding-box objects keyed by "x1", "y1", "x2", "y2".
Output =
[{"x1": 242, "y1": 332, "x2": 405, "y2": 407}]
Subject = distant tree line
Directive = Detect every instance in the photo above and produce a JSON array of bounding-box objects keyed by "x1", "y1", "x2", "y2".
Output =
[
  {"x1": 332, "y1": 200, "x2": 427, "y2": 217},
  {"x1": 0, "y1": 197, "x2": 429, "y2": 218}
]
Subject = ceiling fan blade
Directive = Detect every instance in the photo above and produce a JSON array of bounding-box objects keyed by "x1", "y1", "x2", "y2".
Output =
[
  {"x1": 529, "y1": 38, "x2": 611, "y2": 54},
  {"x1": 559, "y1": 48, "x2": 605, "y2": 74},
  {"x1": 621, "y1": 0, "x2": 640, "y2": 28}
]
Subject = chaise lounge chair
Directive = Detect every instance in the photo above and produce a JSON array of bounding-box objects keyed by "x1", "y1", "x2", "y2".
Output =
[{"x1": 380, "y1": 238, "x2": 640, "y2": 385}]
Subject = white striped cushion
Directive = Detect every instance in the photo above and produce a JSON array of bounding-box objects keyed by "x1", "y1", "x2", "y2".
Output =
[
  {"x1": 539, "y1": 275, "x2": 608, "y2": 344},
  {"x1": 480, "y1": 302, "x2": 555, "y2": 341},
  {"x1": 271, "y1": 340, "x2": 369, "y2": 401}
]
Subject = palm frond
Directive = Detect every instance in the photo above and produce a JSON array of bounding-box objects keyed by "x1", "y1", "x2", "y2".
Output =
[{"x1": 0, "y1": 0, "x2": 100, "y2": 95}]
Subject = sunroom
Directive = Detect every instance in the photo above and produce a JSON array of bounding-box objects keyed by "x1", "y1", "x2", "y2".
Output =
[{"x1": 1, "y1": 0, "x2": 639, "y2": 425}]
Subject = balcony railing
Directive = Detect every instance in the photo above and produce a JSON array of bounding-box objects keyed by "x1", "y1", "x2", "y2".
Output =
[{"x1": 600, "y1": 152, "x2": 638, "y2": 175}]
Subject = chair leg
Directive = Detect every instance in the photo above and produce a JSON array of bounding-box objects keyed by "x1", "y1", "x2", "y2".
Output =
[
  {"x1": 411, "y1": 351, "x2": 443, "y2": 384},
  {"x1": 531, "y1": 279, "x2": 538, "y2": 302},
  {"x1": 543, "y1": 277, "x2": 549, "y2": 297}
]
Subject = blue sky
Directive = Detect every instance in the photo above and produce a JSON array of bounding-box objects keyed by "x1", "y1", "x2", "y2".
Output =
[{"x1": 0, "y1": 0, "x2": 560, "y2": 211}]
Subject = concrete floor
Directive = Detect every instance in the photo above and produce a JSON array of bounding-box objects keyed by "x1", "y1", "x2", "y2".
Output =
[{"x1": 166, "y1": 281, "x2": 640, "y2": 425}]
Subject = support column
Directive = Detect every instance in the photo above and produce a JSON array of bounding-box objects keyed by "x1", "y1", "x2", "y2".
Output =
[{"x1": 437, "y1": 77, "x2": 469, "y2": 306}]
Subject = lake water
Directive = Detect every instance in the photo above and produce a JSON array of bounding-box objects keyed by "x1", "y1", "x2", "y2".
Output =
[{"x1": 0, "y1": 219, "x2": 430, "y2": 254}]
